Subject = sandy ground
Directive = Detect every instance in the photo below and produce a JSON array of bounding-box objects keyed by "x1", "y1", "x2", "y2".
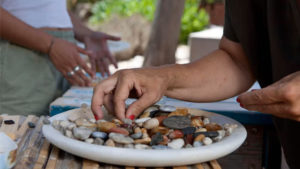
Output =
[{"x1": 109, "y1": 45, "x2": 190, "y2": 74}]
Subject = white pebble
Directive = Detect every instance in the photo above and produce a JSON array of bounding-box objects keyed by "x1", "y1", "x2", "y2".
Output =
[
  {"x1": 203, "y1": 137, "x2": 213, "y2": 145},
  {"x1": 143, "y1": 118, "x2": 159, "y2": 129},
  {"x1": 85, "y1": 138, "x2": 94, "y2": 144},
  {"x1": 203, "y1": 118, "x2": 210, "y2": 125},
  {"x1": 135, "y1": 144, "x2": 150, "y2": 149},
  {"x1": 135, "y1": 117, "x2": 151, "y2": 124},
  {"x1": 168, "y1": 138, "x2": 185, "y2": 149}
]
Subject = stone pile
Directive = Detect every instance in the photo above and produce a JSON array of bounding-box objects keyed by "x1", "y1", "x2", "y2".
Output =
[{"x1": 48, "y1": 105, "x2": 238, "y2": 149}]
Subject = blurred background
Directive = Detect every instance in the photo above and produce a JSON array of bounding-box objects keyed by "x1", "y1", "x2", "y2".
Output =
[{"x1": 68, "y1": 0, "x2": 225, "y2": 73}]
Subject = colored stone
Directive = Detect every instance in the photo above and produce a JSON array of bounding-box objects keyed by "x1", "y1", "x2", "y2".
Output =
[
  {"x1": 159, "y1": 105, "x2": 176, "y2": 112},
  {"x1": 193, "y1": 141, "x2": 203, "y2": 147},
  {"x1": 108, "y1": 127, "x2": 129, "y2": 136},
  {"x1": 4, "y1": 120, "x2": 14, "y2": 125},
  {"x1": 169, "y1": 130, "x2": 184, "y2": 139},
  {"x1": 27, "y1": 122, "x2": 35, "y2": 128},
  {"x1": 123, "y1": 118, "x2": 132, "y2": 125},
  {"x1": 109, "y1": 133, "x2": 134, "y2": 144},
  {"x1": 151, "y1": 126, "x2": 169, "y2": 135},
  {"x1": 135, "y1": 144, "x2": 150, "y2": 149},
  {"x1": 194, "y1": 131, "x2": 219, "y2": 138},
  {"x1": 155, "y1": 115, "x2": 168, "y2": 125},
  {"x1": 152, "y1": 145, "x2": 170, "y2": 150},
  {"x1": 134, "y1": 137, "x2": 151, "y2": 144},
  {"x1": 160, "y1": 135, "x2": 169, "y2": 145},
  {"x1": 181, "y1": 127, "x2": 196, "y2": 135},
  {"x1": 196, "y1": 128, "x2": 207, "y2": 132},
  {"x1": 85, "y1": 138, "x2": 94, "y2": 144},
  {"x1": 94, "y1": 138, "x2": 104, "y2": 145},
  {"x1": 143, "y1": 118, "x2": 159, "y2": 129},
  {"x1": 105, "y1": 139, "x2": 115, "y2": 147},
  {"x1": 135, "y1": 117, "x2": 151, "y2": 124},
  {"x1": 162, "y1": 116, "x2": 191, "y2": 129},
  {"x1": 184, "y1": 134, "x2": 194, "y2": 145},
  {"x1": 194, "y1": 134, "x2": 205, "y2": 142},
  {"x1": 91, "y1": 131, "x2": 107, "y2": 139},
  {"x1": 203, "y1": 137, "x2": 213, "y2": 145},
  {"x1": 130, "y1": 132, "x2": 143, "y2": 139},
  {"x1": 97, "y1": 121, "x2": 117, "y2": 132},
  {"x1": 168, "y1": 138, "x2": 184, "y2": 149},
  {"x1": 191, "y1": 116, "x2": 204, "y2": 127},
  {"x1": 43, "y1": 118, "x2": 51, "y2": 125},
  {"x1": 168, "y1": 108, "x2": 189, "y2": 117},
  {"x1": 150, "y1": 132, "x2": 163, "y2": 146},
  {"x1": 73, "y1": 127, "x2": 93, "y2": 140},
  {"x1": 205, "y1": 123, "x2": 223, "y2": 131}
]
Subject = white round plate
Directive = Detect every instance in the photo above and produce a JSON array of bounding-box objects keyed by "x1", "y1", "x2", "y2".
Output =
[{"x1": 42, "y1": 108, "x2": 247, "y2": 167}]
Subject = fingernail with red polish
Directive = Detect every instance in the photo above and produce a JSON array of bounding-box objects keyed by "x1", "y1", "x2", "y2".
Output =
[
  {"x1": 236, "y1": 98, "x2": 240, "y2": 103},
  {"x1": 94, "y1": 115, "x2": 99, "y2": 121},
  {"x1": 129, "y1": 115, "x2": 135, "y2": 120}
]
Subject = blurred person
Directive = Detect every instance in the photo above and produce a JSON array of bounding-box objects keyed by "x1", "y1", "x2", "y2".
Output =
[
  {"x1": 0, "y1": 0, "x2": 119, "y2": 116},
  {"x1": 92, "y1": 0, "x2": 300, "y2": 168}
]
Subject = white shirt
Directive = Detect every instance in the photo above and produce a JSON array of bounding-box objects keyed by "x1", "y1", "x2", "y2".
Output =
[{"x1": 0, "y1": 0, "x2": 73, "y2": 28}]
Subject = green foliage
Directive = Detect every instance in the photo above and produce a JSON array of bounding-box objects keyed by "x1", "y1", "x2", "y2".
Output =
[{"x1": 89, "y1": 0, "x2": 209, "y2": 44}]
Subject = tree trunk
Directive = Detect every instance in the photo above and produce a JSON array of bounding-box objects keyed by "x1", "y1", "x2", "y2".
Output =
[{"x1": 143, "y1": 0, "x2": 185, "y2": 67}]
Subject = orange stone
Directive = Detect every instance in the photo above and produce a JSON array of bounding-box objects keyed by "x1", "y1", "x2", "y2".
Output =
[
  {"x1": 168, "y1": 108, "x2": 189, "y2": 117},
  {"x1": 191, "y1": 116, "x2": 204, "y2": 127},
  {"x1": 169, "y1": 130, "x2": 184, "y2": 139},
  {"x1": 97, "y1": 122, "x2": 116, "y2": 132},
  {"x1": 205, "y1": 123, "x2": 223, "y2": 131}
]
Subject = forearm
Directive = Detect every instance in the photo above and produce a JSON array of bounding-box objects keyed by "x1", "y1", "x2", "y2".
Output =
[
  {"x1": 163, "y1": 38, "x2": 255, "y2": 102},
  {"x1": 0, "y1": 7, "x2": 53, "y2": 53},
  {"x1": 68, "y1": 11, "x2": 92, "y2": 42}
]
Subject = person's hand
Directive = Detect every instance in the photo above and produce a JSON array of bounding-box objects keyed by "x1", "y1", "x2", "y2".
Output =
[
  {"x1": 49, "y1": 38, "x2": 94, "y2": 86},
  {"x1": 84, "y1": 32, "x2": 120, "y2": 76},
  {"x1": 238, "y1": 71, "x2": 300, "y2": 121},
  {"x1": 92, "y1": 68, "x2": 169, "y2": 120}
]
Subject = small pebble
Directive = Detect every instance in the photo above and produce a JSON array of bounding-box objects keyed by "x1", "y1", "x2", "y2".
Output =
[
  {"x1": 185, "y1": 144, "x2": 193, "y2": 148},
  {"x1": 181, "y1": 127, "x2": 196, "y2": 135},
  {"x1": 85, "y1": 138, "x2": 94, "y2": 144},
  {"x1": 109, "y1": 133, "x2": 134, "y2": 144},
  {"x1": 89, "y1": 119, "x2": 96, "y2": 123},
  {"x1": 150, "y1": 132, "x2": 163, "y2": 146},
  {"x1": 203, "y1": 118, "x2": 210, "y2": 125},
  {"x1": 143, "y1": 118, "x2": 159, "y2": 129},
  {"x1": 191, "y1": 116, "x2": 204, "y2": 127},
  {"x1": 60, "y1": 121, "x2": 71, "y2": 130},
  {"x1": 168, "y1": 138, "x2": 185, "y2": 149},
  {"x1": 92, "y1": 131, "x2": 107, "y2": 139},
  {"x1": 130, "y1": 132, "x2": 143, "y2": 139},
  {"x1": 149, "y1": 110, "x2": 160, "y2": 118},
  {"x1": 66, "y1": 123, "x2": 76, "y2": 130},
  {"x1": 28, "y1": 122, "x2": 36, "y2": 128},
  {"x1": 52, "y1": 120, "x2": 61, "y2": 130},
  {"x1": 4, "y1": 120, "x2": 15, "y2": 125},
  {"x1": 194, "y1": 131, "x2": 219, "y2": 138},
  {"x1": 168, "y1": 108, "x2": 189, "y2": 117},
  {"x1": 105, "y1": 139, "x2": 115, "y2": 147},
  {"x1": 193, "y1": 141, "x2": 203, "y2": 147},
  {"x1": 151, "y1": 126, "x2": 169, "y2": 135},
  {"x1": 169, "y1": 130, "x2": 184, "y2": 139},
  {"x1": 205, "y1": 123, "x2": 223, "y2": 131},
  {"x1": 203, "y1": 137, "x2": 213, "y2": 145},
  {"x1": 134, "y1": 137, "x2": 151, "y2": 144},
  {"x1": 65, "y1": 130, "x2": 73, "y2": 138},
  {"x1": 43, "y1": 118, "x2": 51, "y2": 125},
  {"x1": 135, "y1": 117, "x2": 151, "y2": 124},
  {"x1": 94, "y1": 138, "x2": 104, "y2": 145},
  {"x1": 159, "y1": 105, "x2": 176, "y2": 112},
  {"x1": 152, "y1": 145, "x2": 170, "y2": 150},
  {"x1": 73, "y1": 127, "x2": 93, "y2": 140},
  {"x1": 135, "y1": 144, "x2": 150, "y2": 149},
  {"x1": 163, "y1": 116, "x2": 191, "y2": 129},
  {"x1": 194, "y1": 134, "x2": 205, "y2": 142},
  {"x1": 124, "y1": 144, "x2": 134, "y2": 149},
  {"x1": 196, "y1": 128, "x2": 207, "y2": 132},
  {"x1": 213, "y1": 130, "x2": 226, "y2": 142},
  {"x1": 123, "y1": 118, "x2": 133, "y2": 125}
]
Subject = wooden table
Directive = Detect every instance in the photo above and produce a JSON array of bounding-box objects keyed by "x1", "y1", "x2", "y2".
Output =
[{"x1": 0, "y1": 115, "x2": 222, "y2": 169}]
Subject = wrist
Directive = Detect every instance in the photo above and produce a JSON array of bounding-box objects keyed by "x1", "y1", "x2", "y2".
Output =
[
  {"x1": 46, "y1": 37, "x2": 56, "y2": 56},
  {"x1": 157, "y1": 64, "x2": 182, "y2": 91}
]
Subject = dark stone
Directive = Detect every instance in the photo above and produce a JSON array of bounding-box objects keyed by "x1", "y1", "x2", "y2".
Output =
[
  {"x1": 162, "y1": 116, "x2": 191, "y2": 129},
  {"x1": 28, "y1": 122, "x2": 36, "y2": 128},
  {"x1": 149, "y1": 110, "x2": 161, "y2": 118},
  {"x1": 43, "y1": 118, "x2": 51, "y2": 125},
  {"x1": 181, "y1": 127, "x2": 196, "y2": 135},
  {"x1": 150, "y1": 132, "x2": 163, "y2": 146},
  {"x1": 194, "y1": 131, "x2": 219, "y2": 138},
  {"x1": 4, "y1": 120, "x2": 15, "y2": 125},
  {"x1": 184, "y1": 134, "x2": 194, "y2": 145}
]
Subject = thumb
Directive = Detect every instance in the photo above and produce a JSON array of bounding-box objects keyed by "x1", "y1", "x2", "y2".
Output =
[
  {"x1": 104, "y1": 34, "x2": 121, "y2": 41},
  {"x1": 125, "y1": 94, "x2": 158, "y2": 119}
]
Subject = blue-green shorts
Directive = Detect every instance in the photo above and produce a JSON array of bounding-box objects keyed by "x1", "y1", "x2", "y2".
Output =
[{"x1": 0, "y1": 31, "x2": 75, "y2": 116}]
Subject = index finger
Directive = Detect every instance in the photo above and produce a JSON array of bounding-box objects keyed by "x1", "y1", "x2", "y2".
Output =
[{"x1": 238, "y1": 86, "x2": 281, "y2": 106}]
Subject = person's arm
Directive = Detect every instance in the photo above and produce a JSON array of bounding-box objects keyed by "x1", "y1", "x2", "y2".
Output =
[
  {"x1": 0, "y1": 7, "x2": 52, "y2": 53},
  {"x1": 0, "y1": 7, "x2": 93, "y2": 86},
  {"x1": 92, "y1": 36, "x2": 256, "y2": 120},
  {"x1": 68, "y1": 11, "x2": 120, "y2": 76}
]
